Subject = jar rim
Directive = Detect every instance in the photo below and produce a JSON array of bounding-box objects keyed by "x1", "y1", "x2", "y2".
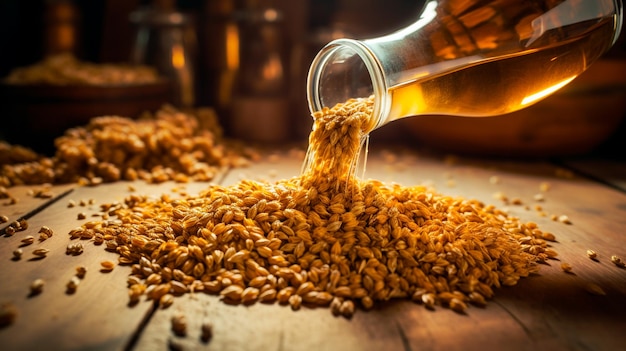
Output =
[{"x1": 306, "y1": 38, "x2": 390, "y2": 132}]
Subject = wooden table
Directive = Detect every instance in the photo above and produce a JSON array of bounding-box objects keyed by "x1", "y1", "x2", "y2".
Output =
[{"x1": 1, "y1": 148, "x2": 625, "y2": 351}]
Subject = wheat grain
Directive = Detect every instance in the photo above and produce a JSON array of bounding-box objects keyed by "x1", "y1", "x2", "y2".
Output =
[
  {"x1": 30, "y1": 279, "x2": 45, "y2": 295},
  {"x1": 57, "y1": 97, "x2": 559, "y2": 318},
  {"x1": 171, "y1": 314, "x2": 187, "y2": 336}
]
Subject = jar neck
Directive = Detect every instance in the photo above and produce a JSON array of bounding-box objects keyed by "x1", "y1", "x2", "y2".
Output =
[{"x1": 306, "y1": 39, "x2": 391, "y2": 133}]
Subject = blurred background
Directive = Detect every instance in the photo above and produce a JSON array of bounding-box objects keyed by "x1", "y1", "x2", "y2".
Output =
[{"x1": 1, "y1": 0, "x2": 625, "y2": 158}]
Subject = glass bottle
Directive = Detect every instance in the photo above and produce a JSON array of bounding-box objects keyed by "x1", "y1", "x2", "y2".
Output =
[
  {"x1": 129, "y1": 4, "x2": 197, "y2": 107},
  {"x1": 230, "y1": 1, "x2": 290, "y2": 143},
  {"x1": 44, "y1": 0, "x2": 80, "y2": 57},
  {"x1": 307, "y1": 0, "x2": 624, "y2": 133}
]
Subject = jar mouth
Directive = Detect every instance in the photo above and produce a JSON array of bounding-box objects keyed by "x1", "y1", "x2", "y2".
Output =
[
  {"x1": 613, "y1": 0, "x2": 624, "y2": 45},
  {"x1": 306, "y1": 39, "x2": 388, "y2": 131}
]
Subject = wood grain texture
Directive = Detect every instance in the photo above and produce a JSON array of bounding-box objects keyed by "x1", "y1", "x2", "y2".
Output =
[
  {"x1": 0, "y1": 180, "x2": 221, "y2": 351},
  {"x1": 134, "y1": 150, "x2": 626, "y2": 351},
  {"x1": 1, "y1": 150, "x2": 625, "y2": 351},
  {"x1": 561, "y1": 158, "x2": 626, "y2": 192},
  {"x1": 0, "y1": 184, "x2": 74, "y2": 227}
]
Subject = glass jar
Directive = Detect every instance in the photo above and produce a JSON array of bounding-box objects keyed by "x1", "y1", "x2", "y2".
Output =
[
  {"x1": 130, "y1": 7, "x2": 197, "y2": 107},
  {"x1": 230, "y1": 3, "x2": 290, "y2": 143},
  {"x1": 307, "y1": 0, "x2": 623, "y2": 133}
]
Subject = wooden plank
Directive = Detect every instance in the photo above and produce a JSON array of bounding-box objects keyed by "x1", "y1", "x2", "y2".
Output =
[
  {"x1": 0, "y1": 184, "x2": 74, "y2": 228},
  {"x1": 4, "y1": 149, "x2": 624, "y2": 350},
  {"x1": 0, "y1": 179, "x2": 224, "y2": 351},
  {"x1": 133, "y1": 149, "x2": 626, "y2": 351},
  {"x1": 560, "y1": 158, "x2": 626, "y2": 192},
  {"x1": 366, "y1": 151, "x2": 626, "y2": 350}
]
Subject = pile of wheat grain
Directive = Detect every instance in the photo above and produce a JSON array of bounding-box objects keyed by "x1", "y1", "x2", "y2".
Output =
[
  {"x1": 0, "y1": 106, "x2": 256, "y2": 187},
  {"x1": 66, "y1": 96, "x2": 555, "y2": 317}
]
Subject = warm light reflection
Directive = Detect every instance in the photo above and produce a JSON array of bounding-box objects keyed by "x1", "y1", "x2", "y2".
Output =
[
  {"x1": 225, "y1": 24, "x2": 239, "y2": 70},
  {"x1": 263, "y1": 54, "x2": 283, "y2": 80},
  {"x1": 172, "y1": 44, "x2": 185, "y2": 69},
  {"x1": 264, "y1": 9, "x2": 278, "y2": 22},
  {"x1": 521, "y1": 75, "x2": 577, "y2": 105}
]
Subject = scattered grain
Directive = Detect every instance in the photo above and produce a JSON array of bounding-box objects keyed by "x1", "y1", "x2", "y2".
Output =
[
  {"x1": 66, "y1": 242, "x2": 84, "y2": 256},
  {"x1": 611, "y1": 255, "x2": 625, "y2": 268},
  {"x1": 4, "y1": 226, "x2": 16, "y2": 236},
  {"x1": 0, "y1": 302, "x2": 18, "y2": 327},
  {"x1": 66, "y1": 276, "x2": 80, "y2": 292},
  {"x1": 171, "y1": 314, "x2": 187, "y2": 336},
  {"x1": 76, "y1": 266, "x2": 87, "y2": 279},
  {"x1": 30, "y1": 279, "x2": 45, "y2": 295},
  {"x1": 586, "y1": 250, "x2": 597, "y2": 260},
  {"x1": 167, "y1": 337, "x2": 184, "y2": 351},
  {"x1": 449, "y1": 298, "x2": 467, "y2": 313},
  {"x1": 561, "y1": 263, "x2": 573, "y2": 273},
  {"x1": 12, "y1": 249, "x2": 23, "y2": 260},
  {"x1": 557, "y1": 215, "x2": 572, "y2": 225},
  {"x1": 200, "y1": 321, "x2": 213, "y2": 342},
  {"x1": 159, "y1": 294, "x2": 175, "y2": 309},
  {"x1": 339, "y1": 300, "x2": 355, "y2": 318},
  {"x1": 289, "y1": 294, "x2": 302, "y2": 311},
  {"x1": 20, "y1": 236, "x2": 35, "y2": 245},
  {"x1": 56, "y1": 97, "x2": 557, "y2": 318},
  {"x1": 100, "y1": 260, "x2": 116, "y2": 271},
  {"x1": 32, "y1": 248, "x2": 50, "y2": 258},
  {"x1": 488, "y1": 176, "x2": 500, "y2": 184}
]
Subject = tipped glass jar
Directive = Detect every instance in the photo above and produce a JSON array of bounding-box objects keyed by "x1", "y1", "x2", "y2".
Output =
[{"x1": 307, "y1": 0, "x2": 623, "y2": 133}]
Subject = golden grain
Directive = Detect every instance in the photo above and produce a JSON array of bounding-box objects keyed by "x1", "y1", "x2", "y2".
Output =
[
  {"x1": 539, "y1": 182, "x2": 551, "y2": 192},
  {"x1": 220, "y1": 285, "x2": 244, "y2": 301},
  {"x1": 201, "y1": 321, "x2": 213, "y2": 342},
  {"x1": 0, "y1": 107, "x2": 252, "y2": 187},
  {"x1": 586, "y1": 249, "x2": 597, "y2": 260},
  {"x1": 0, "y1": 302, "x2": 18, "y2": 327},
  {"x1": 100, "y1": 260, "x2": 116, "y2": 271},
  {"x1": 449, "y1": 298, "x2": 467, "y2": 313},
  {"x1": 611, "y1": 255, "x2": 625, "y2": 268},
  {"x1": 170, "y1": 281, "x2": 188, "y2": 295},
  {"x1": 560, "y1": 263, "x2": 573, "y2": 273},
  {"x1": 66, "y1": 276, "x2": 80, "y2": 292},
  {"x1": 557, "y1": 215, "x2": 572, "y2": 225},
  {"x1": 4, "y1": 226, "x2": 16, "y2": 236},
  {"x1": 66, "y1": 242, "x2": 84, "y2": 256},
  {"x1": 38, "y1": 226, "x2": 53, "y2": 237},
  {"x1": 171, "y1": 314, "x2": 187, "y2": 336},
  {"x1": 76, "y1": 266, "x2": 87, "y2": 279},
  {"x1": 288, "y1": 294, "x2": 302, "y2": 310},
  {"x1": 20, "y1": 235, "x2": 35, "y2": 245},
  {"x1": 12, "y1": 248, "x2": 23, "y2": 260},
  {"x1": 32, "y1": 248, "x2": 49, "y2": 257},
  {"x1": 159, "y1": 294, "x2": 174, "y2": 309},
  {"x1": 30, "y1": 279, "x2": 45, "y2": 295},
  {"x1": 48, "y1": 97, "x2": 561, "y2": 318}
]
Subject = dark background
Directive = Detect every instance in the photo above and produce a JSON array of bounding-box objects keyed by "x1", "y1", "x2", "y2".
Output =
[{"x1": 1, "y1": 0, "x2": 624, "y2": 159}]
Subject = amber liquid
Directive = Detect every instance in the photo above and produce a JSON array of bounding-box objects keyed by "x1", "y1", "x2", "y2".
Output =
[{"x1": 386, "y1": 11, "x2": 618, "y2": 120}]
